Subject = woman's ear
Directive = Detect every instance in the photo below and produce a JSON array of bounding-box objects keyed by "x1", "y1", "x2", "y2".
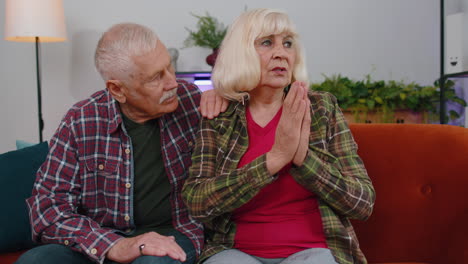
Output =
[{"x1": 107, "y1": 80, "x2": 126, "y2": 103}]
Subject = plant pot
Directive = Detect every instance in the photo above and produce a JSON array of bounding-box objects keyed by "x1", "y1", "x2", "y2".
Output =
[{"x1": 206, "y1": 48, "x2": 219, "y2": 67}]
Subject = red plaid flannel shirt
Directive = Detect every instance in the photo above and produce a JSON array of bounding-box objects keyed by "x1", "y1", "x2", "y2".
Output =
[{"x1": 26, "y1": 80, "x2": 203, "y2": 263}]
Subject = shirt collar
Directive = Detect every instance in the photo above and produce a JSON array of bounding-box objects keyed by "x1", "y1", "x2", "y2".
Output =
[
  {"x1": 105, "y1": 89, "x2": 124, "y2": 134},
  {"x1": 224, "y1": 95, "x2": 249, "y2": 117}
]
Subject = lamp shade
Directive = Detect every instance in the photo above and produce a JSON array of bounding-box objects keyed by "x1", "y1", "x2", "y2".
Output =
[{"x1": 4, "y1": 0, "x2": 67, "y2": 42}]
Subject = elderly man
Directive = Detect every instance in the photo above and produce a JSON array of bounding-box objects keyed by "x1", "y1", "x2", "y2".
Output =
[{"x1": 15, "y1": 23, "x2": 226, "y2": 264}]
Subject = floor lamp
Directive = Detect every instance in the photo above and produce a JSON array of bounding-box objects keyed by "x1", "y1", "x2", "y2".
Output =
[{"x1": 4, "y1": 0, "x2": 67, "y2": 142}]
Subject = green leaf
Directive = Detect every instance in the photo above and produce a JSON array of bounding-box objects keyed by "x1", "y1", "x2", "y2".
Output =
[
  {"x1": 309, "y1": 72, "x2": 467, "y2": 122},
  {"x1": 367, "y1": 99, "x2": 375, "y2": 109},
  {"x1": 374, "y1": 96, "x2": 383, "y2": 104},
  {"x1": 449, "y1": 110, "x2": 460, "y2": 120},
  {"x1": 184, "y1": 12, "x2": 227, "y2": 49}
]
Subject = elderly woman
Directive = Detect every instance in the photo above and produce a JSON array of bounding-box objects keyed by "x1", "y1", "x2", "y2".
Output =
[{"x1": 182, "y1": 8, "x2": 375, "y2": 264}]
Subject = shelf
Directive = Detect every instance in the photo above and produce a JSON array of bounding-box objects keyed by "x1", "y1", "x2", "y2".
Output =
[
  {"x1": 439, "y1": 70, "x2": 468, "y2": 124},
  {"x1": 175, "y1": 71, "x2": 211, "y2": 78},
  {"x1": 176, "y1": 71, "x2": 213, "y2": 92},
  {"x1": 441, "y1": 71, "x2": 468, "y2": 79}
]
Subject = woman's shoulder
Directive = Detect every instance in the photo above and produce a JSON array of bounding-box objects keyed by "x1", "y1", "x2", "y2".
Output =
[
  {"x1": 215, "y1": 100, "x2": 244, "y2": 118},
  {"x1": 308, "y1": 90, "x2": 339, "y2": 112},
  {"x1": 204, "y1": 100, "x2": 243, "y2": 128},
  {"x1": 308, "y1": 90, "x2": 338, "y2": 104}
]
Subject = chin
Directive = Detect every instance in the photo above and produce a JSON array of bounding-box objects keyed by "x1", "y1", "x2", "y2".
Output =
[
  {"x1": 165, "y1": 98, "x2": 179, "y2": 113},
  {"x1": 272, "y1": 82, "x2": 290, "y2": 89},
  {"x1": 152, "y1": 98, "x2": 179, "y2": 117}
]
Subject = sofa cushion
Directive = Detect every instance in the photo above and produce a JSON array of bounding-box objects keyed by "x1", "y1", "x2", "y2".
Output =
[
  {"x1": 2, "y1": 250, "x2": 27, "y2": 264},
  {"x1": 15, "y1": 139, "x2": 36, "y2": 150},
  {"x1": 350, "y1": 124, "x2": 468, "y2": 263},
  {"x1": 0, "y1": 142, "x2": 48, "y2": 253}
]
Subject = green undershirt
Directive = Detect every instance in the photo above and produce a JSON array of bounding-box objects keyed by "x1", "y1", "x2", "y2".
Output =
[{"x1": 122, "y1": 114, "x2": 174, "y2": 236}]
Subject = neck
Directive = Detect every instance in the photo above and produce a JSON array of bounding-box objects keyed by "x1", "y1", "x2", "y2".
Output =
[
  {"x1": 119, "y1": 103, "x2": 161, "y2": 124},
  {"x1": 248, "y1": 86, "x2": 284, "y2": 109},
  {"x1": 247, "y1": 87, "x2": 284, "y2": 127}
]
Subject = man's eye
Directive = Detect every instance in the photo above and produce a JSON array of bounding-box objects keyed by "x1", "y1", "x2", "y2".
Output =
[
  {"x1": 284, "y1": 40, "x2": 293, "y2": 48},
  {"x1": 150, "y1": 74, "x2": 161, "y2": 82}
]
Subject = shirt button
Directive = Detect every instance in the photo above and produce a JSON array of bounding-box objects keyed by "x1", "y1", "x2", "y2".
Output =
[
  {"x1": 125, "y1": 148, "x2": 131, "y2": 154},
  {"x1": 125, "y1": 183, "x2": 132, "y2": 189},
  {"x1": 98, "y1": 164, "x2": 104, "y2": 170},
  {"x1": 90, "y1": 248, "x2": 97, "y2": 255},
  {"x1": 124, "y1": 215, "x2": 130, "y2": 221},
  {"x1": 64, "y1": 240, "x2": 69, "y2": 245}
]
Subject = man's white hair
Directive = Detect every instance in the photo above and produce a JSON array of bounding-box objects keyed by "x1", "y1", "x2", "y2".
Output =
[{"x1": 94, "y1": 23, "x2": 159, "y2": 83}]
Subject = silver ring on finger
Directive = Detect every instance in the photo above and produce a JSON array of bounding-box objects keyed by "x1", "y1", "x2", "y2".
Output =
[{"x1": 139, "y1": 244, "x2": 145, "y2": 256}]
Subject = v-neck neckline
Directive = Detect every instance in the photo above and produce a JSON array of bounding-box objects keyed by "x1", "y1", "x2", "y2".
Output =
[{"x1": 246, "y1": 106, "x2": 283, "y2": 136}]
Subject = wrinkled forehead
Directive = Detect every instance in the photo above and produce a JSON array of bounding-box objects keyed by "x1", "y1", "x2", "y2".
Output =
[{"x1": 255, "y1": 12, "x2": 298, "y2": 39}]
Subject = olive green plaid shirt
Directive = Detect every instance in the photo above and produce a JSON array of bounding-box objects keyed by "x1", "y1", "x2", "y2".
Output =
[{"x1": 182, "y1": 91, "x2": 375, "y2": 264}]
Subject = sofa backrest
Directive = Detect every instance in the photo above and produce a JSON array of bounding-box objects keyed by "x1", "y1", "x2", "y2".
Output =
[{"x1": 349, "y1": 124, "x2": 468, "y2": 264}]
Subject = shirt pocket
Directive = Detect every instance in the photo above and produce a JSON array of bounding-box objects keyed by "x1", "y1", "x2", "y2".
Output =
[
  {"x1": 173, "y1": 139, "x2": 195, "y2": 173},
  {"x1": 175, "y1": 139, "x2": 195, "y2": 156},
  {"x1": 84, "y1": 157, "x2": 119, "y2": 176},
  {"x1": 81, "y1": 157, "x2": 120, "y2": 218}
]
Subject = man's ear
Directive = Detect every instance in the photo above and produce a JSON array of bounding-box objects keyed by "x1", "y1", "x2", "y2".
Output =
[{"x1": 107, "y1": 80, "x2": 126, "y2": 103}]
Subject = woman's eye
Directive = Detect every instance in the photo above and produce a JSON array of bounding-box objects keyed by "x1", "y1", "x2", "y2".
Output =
[
  {"x1": 284, "y1": 40, "x2": 293, "y2": 48},
  {"x1": 261, "y1": 39, "x2": 272, "y2": 46}
]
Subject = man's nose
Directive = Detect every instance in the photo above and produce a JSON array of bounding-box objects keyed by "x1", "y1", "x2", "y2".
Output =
[{"x1": 165, "y1": 70, "x2": 178, "y2": 89}]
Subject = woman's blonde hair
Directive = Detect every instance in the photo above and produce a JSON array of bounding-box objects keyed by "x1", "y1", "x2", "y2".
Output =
[{"x1": 212, "y1": 8, "x2": 309, "y2": 102}]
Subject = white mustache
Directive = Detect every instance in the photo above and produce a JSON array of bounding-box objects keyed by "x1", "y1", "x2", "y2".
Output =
[{"x1": 159, "y1": 88, "x2": 178, "y2": 104}]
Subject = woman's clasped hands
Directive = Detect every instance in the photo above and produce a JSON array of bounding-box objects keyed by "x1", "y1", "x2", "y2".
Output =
[{"x1": 267, "y1": 81, "x2": 311, "y2": 175}]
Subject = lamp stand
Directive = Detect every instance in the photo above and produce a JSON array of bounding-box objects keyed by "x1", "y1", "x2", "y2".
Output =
[{"x1": 35, "y1": 36, "x2": 44, "y2": 142}]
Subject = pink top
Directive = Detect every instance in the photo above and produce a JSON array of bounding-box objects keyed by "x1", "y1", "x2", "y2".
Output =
[{"x1": 232, "y1": 107, "x2": 327, "y2": 258}]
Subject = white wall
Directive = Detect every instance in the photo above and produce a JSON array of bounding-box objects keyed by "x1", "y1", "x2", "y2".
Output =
[
  {"x1": 463, "y1": 0, "x2": 468, "y2": 70},
  {"x1": 0, "y1": 0, "x2": 440, "y2": 153}
]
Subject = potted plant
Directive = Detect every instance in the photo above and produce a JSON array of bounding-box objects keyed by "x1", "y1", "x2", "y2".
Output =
[
  {"x1": 311, "y1": 74, "x2": 467, "y2": 124},
  {"x1": 184, "y1": 12, "x2": 227, "y2": 67}
]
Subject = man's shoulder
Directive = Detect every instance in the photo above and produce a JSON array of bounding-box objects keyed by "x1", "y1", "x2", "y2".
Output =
[
  {"x1": 72, "y1": 89, "x2": 110, "y2": 109},
  {"x1": 176, "y1": 79, "x2": 201, "y2": 100},
  {"x1": 171, "y1": 80, "x2": 201, "y2": 116},
  {"x1": 63, "y1": 89, "x2": 114, "y2": 124}
]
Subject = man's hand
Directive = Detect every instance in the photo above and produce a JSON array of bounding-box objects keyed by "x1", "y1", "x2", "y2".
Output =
[
  {"x1": 199, "y1": 89, "x2": 229, "y2": 119},
  {"x1": 106, "y1": 232, "x2": 186, "y2": 264},
  {"x1": 267, "y1": 81, "x2": 308, "y2": 174}
]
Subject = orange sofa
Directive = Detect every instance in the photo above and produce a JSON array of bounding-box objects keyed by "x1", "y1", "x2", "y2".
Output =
[
  {"x1": 350, "y1": 124, "x2": 468, "y2": 264},
  {"x1": 2, "y1": 124, "x2": 467, "y2": 264}
]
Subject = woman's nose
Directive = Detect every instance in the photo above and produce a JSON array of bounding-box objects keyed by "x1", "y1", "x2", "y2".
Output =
[{"x1": 272, "y1": 44, "x2": 287, "y2": 59}]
